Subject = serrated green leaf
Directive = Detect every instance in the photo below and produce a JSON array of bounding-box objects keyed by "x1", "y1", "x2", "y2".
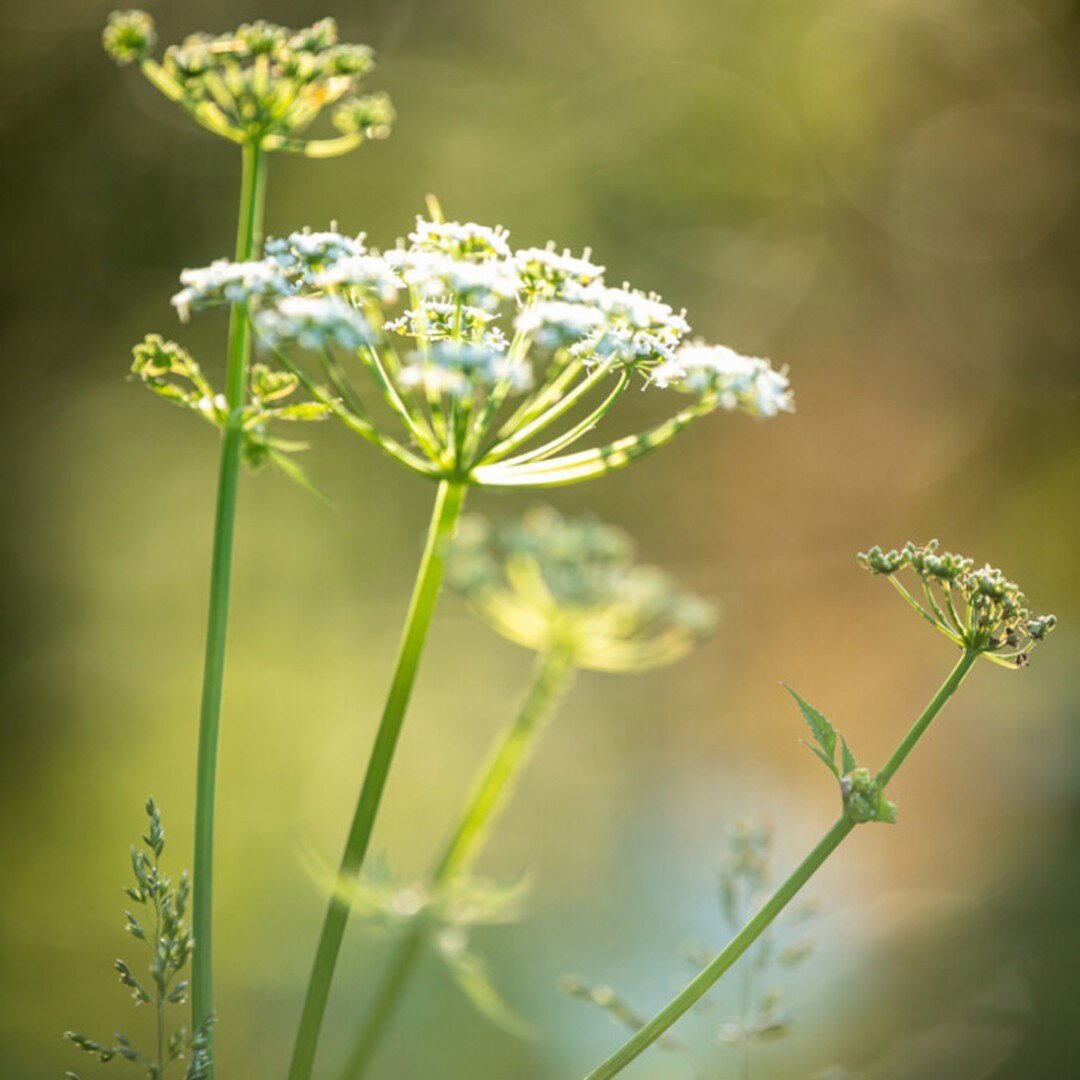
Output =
[
  {"x1": 804, "y1": 744, "x2": 838, "y2": 776},
  {"x1": 840, "y1": 737, "x2": 857, "y2": 776},
  {"x1": 784, "y1": 685, "x2": 839, "y2": 778}
]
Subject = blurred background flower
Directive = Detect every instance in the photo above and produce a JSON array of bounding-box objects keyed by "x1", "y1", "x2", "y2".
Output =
[{"x1": 0, "y1": 1, "x2": 1077, "y2": 1077}]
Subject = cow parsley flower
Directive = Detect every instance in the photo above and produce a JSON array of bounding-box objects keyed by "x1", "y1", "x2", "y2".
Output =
[
  {"x1": 652, "y1": 342, "x2": 794, "y2": 419},
  {"x1": 515, "y1": 302, "x2": 607, "y2": 348},
  {"x1": 313, "y1": 255, "x2": 403, "y2": 302},
  {"x1": 180, "y1": 207, "x2": 793, "y2": 485},
  {"x1": 448, "y1": 507, "x2": 717, "y2": 671},
  {"x1": 171, "y1": 260, "x2": 288, "y2": 321},
  {"x1": 858, "y1": 540, "x2": 1057, "y2": 666},
  {"x1": 407, "y1": 218, "x2": 512, "y2": 260},
  {"x1": 253, "y1": 296, "x2": 373, "y2": 351},
  {"x1": 266, "y1": 229, "x2": 366, "y2": 277},
  {"x1": 102, "y1": 11, "x2": 393, "y2": 156},
  {"x1": 514, "y1": 246, "x2": 605, "y2": 299}
]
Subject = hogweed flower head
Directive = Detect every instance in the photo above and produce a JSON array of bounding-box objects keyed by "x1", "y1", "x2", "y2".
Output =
[
  {"x1": 177, "y1": 209, "x2": 793, "y2": 486},
  {"x1": 103, "y1": 11, "x2": 393, "y2": 156},
  {"x1": 858, "y1": 540, "x2": 1057, "y2": 667},
  {"x1": 447, "y1": 507, "x2": 717, "y2": 671}
]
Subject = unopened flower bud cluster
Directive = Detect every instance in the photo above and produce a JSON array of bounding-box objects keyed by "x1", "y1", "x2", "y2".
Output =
[
  {"x1": 103, "y1": 11, "x2": 393, "y2": 151},
  {"x1": 858, "y1": 539, "x2": 1056, "y2": 665}
]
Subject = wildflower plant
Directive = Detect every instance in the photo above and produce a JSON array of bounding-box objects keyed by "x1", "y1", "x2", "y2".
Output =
[
  {"x1": 65, "y1": 801, "x2": 210, "y2": 1080},
  {"x1": 563, "y1": 822, "x2": 821, "y2": 1077},
  {"x1": 104, "y1": 13, "x2": 392, "y2": 1070},
  {"x1": 208, "y1": 212, "x2": 790, "y2": 1078},
  {"x1": 103, "y1": 11, "x2": 394, "y2": 156},
  {"x1": 331, "y1": 509, "x2": 716, "y2": 1078},
  {"x1": 582, "y1": 545, "x2": 1055, "y2": 1079}
]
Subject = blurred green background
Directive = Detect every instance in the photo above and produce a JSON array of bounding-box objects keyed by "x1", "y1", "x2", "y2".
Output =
[{"x1": 2, "y1": 1, "x2": 1078, "y2": 1077}]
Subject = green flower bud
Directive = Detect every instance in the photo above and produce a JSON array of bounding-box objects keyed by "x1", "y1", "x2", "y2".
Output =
[
  {"x1": 102, "y1": 10, "x2": 155, "y2": 66},
  {"x1": 841, "y1": 768, "x2": 898, "y2": 825},
  {"x1": 236, "y1": 21, "x2": 288, "y2": 57},
  {"x1": 333, "y1": 92, "x2": 396, "y2": 139},
  {"x1": 131, "y1": 334, "x2": 194, "y2": 379},
  {"x1": 322, "y1": 43, "x2": 374, "y2": 77},
  {"x1": 288, "y1": 18, "x2": 339, "y2": 54}
]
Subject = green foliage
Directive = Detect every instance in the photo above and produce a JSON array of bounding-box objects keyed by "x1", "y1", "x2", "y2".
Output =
[
  {"x1": 64, "y1": 800, "x2": 212, "y2": 1079},
  {"x1": 784, "y1": 685, "x2": 853, "y2": 783},
  {"x1": 784, "y1": 687, "x2": 897, "y2": 826},
  {"x1": 130, "y1": 336, "x2": 331, "y2": 497}
]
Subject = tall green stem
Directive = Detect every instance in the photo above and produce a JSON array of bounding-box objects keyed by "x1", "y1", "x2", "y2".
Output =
[
  {"x1": 583, "y1": 648, "x2": 980, "y2": 1080},
  {"x1": 191, "y1": 140, "x2": 267, "y2": 1071},
  {"x1": 288, "y1": 479, "x2": 469, "y2": 1080},
  {"x1": 342, "y1": 647, "x2": 576, "y2": 1079}
]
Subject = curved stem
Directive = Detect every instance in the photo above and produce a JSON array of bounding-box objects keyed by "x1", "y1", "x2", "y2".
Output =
[
  {"x1": 582, "y1": 649, "x2": 980, "y2": 1080},
  {"x1": 481, "y1": 359, "x2": 616, "y2": 463},
  {"x1": 341, "y1": 648, "x2": 576, "y2": 1079},
  {"x1": 191, "y1": 139, "x2": 267, "y2": 1075},
  {"x1": 288, "y1": 479, "x2": 468, "y2": 1080}
]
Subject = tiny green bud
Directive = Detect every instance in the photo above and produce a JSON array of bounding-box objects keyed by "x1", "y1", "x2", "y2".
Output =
[
  {"x1": 103, "y1": 10, "x2": 155, "y2": 66},
  {"x1": 334, "y1": 92, "x2": 396, "y2": 139},
  {"x1": 841, "y1": 768, "x2": 898, "y2": 825},
  {"x1": 323, "y1": 43, "x2": 374, "y2": 77},
  {"x1": 237, "y1": 21, "x2": 288, "y2": 56}
]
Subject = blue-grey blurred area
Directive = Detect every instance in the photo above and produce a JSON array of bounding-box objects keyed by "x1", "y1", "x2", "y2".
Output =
[{"x1": 1, "y1": 1, "x2": 1078, "y2": 1077}]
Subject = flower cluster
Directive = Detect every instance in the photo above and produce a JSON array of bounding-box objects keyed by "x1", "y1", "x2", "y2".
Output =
[
  {"x1": 858, "y1": 540, "x2": 1057, "y2": 666},
  {"x1": 174, "y1": 214, "x2": 794, "y2": 486},
  {"x1": 652, "y1": 342, "x2": 794, "y2": 419},
  {"x1": 447, "y1": 507, "x2": 717, "y2": 671},
  {"x1": 103, "y1": 11, "x2": 393, "y2": 155},
  {"x1": 131, "y1": 334, "x2": 331, "y2": 481}
]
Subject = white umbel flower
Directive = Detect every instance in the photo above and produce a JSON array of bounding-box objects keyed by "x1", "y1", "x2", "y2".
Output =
[
  {"x1": 171, "y1": 260, "x2": 288, "y2": 321},
  {"x1": 254, "y1": 296, "x2": 373, "y2": 351},
  {"x1": 514, "y1": 301, "x2": 606, "y2": 347},
  {"x1": 656, "y1": 343, "x2": 794, "y2": 418},
  {"x1": 407, "y1": 218, "x2": 512, "y2": 260},
  {"x1": 313, "y1": 254, "x2": 403, "y2": 302}
]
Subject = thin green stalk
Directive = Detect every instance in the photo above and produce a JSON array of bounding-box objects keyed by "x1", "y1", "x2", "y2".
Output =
[
  {"x1": 583, "y1": 649, "x2": 980, "y2": 1080},
  {"x1": 341, "y1": 647, "x2": 575, "y2": 1080},
  {"x1": 191, "y1": 139, "x2": 267, "y2": 1072},
  {"x1": 288, "y1": 479, "x2": 469, "y2": 1080}
]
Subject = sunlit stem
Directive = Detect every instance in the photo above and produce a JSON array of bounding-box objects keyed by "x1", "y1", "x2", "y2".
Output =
[
  {"x1": 191, "y1": 140, "x2": 267, "y2": 1077},
  {"x1": 340, "y1": 647, "x2": 577, "y2": 1079},
  {"x1": 268, "y1": 345, "x2": 439, "y2": 475},
  {"x1": 583, "y1": 649, "x2": 980, "y2": 1079},
  {"x1": 475, "y1": 394, "x2": 716, "y2": 488},
  {"x1": 887, "y1": 577, "x2": 964, "y2": 646},
  {"x1": 482, "y1": 359, "x2": 617, "y2": 463},
  {"x1": 496, "y1": 355, "x2": 583, "y2": 437},
  {"x1": 360, "y1": 344, "x2": 441, "y2": 458},
  {"x1": 287, "y1": 480, "x2": 469, "y2": 1080},
  {"x1": 494, "y1": 373, "x2": 630, "y2": 468},
  {"x1": 266, "y1": 133, "x2": 366, "y2": 158}
]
